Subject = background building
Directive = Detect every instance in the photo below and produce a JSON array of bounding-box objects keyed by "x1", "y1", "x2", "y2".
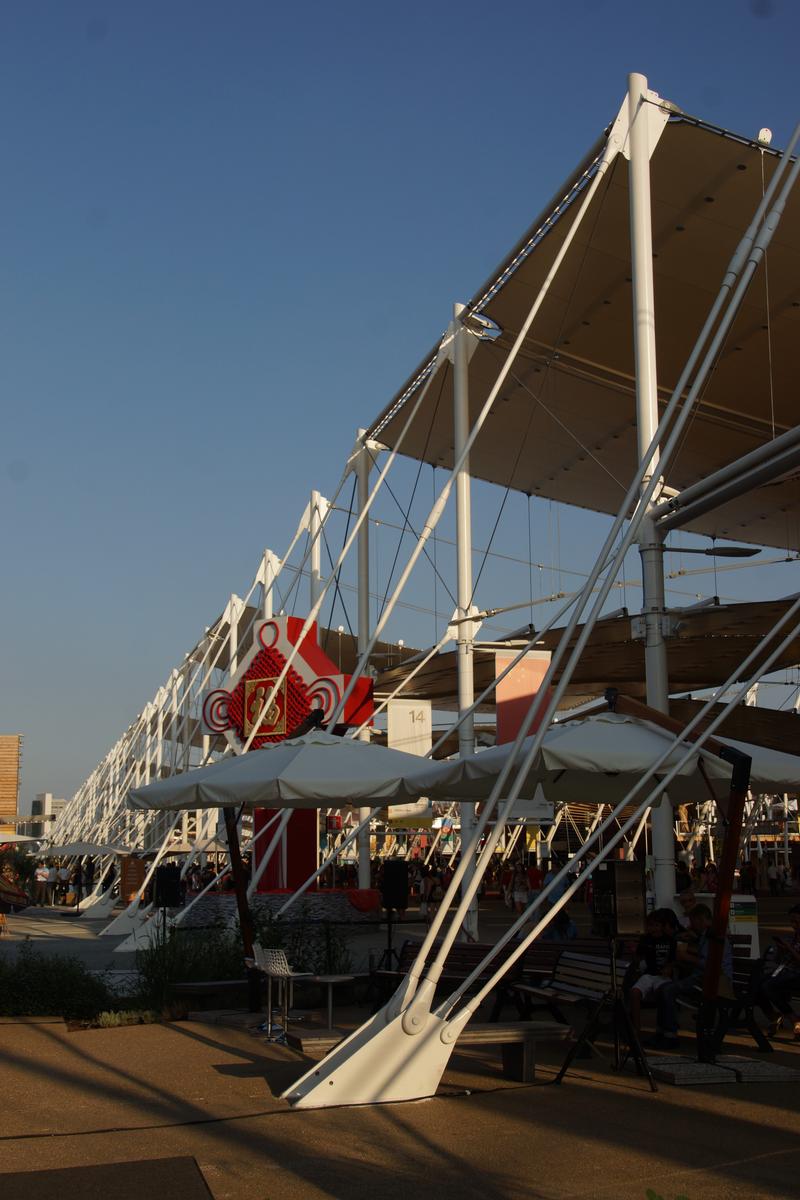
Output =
[
  {"x1": 0, "y1": 735, "x2": 23, "y2": 837},
  {"x1": 23, "y1": 792, "x2": 66, "y2": 839}
]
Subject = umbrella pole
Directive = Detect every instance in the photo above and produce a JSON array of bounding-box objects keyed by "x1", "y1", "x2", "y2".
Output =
[
  {"x1": 223, "y1": 806, "x2": 261, "y2": 1013},
  {"x1": 696, "y1": 746, "x2": 751, "y2": 1062}
]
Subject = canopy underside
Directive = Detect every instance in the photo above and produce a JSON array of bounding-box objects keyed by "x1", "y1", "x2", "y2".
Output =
[
  {"x1": 367, "y1": 115, "x2": 800, "y2": 551},
  {"x1": 374, "y1": 598, "x2": 800, "y2": 709}
]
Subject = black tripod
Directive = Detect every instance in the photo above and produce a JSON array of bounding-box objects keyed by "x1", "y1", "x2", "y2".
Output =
[
  {"x1": 552, "y1": 939, "x2": 658, "y2": 1092},
  {"x1": 375, "y1": 905, "x2": 401, "y2": 970}
]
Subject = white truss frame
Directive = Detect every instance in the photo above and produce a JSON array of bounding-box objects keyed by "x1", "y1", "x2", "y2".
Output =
[{"x1": 47, "y1": 72, "x2": 800, "y2": 1109}]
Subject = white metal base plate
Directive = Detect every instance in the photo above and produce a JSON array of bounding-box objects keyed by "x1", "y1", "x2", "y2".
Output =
[{"x1": 282, "y1": 1005, "x2": 454, "y2": 1109}]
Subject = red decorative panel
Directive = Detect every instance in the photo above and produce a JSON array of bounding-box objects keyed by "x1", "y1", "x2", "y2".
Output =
[
  {"x1": 200, "y1": 616, "x2": 375, "y2": 894},
  {"x1": 224, "y1": 646, "x2": 311, "y2": 749}
]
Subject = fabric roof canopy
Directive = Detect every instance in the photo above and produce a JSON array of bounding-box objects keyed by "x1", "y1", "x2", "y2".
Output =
[{"x1": 366, "y1": 112, "x2": 800, "y2": 551}]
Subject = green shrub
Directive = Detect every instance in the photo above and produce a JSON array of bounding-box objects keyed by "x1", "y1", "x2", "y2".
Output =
[
  {"x1": 0, "y1": 940, "x2": 113, "y2": 1018},
  {"x1": 95, "y1": 1009, "x2": 158, "y2": 1028},
  {"x1": 133, "y1": 909, "x2": 352, "y2": 1005},
  {"x1": 135, "y1": 922, "x2": 245, "y2": 1006}
]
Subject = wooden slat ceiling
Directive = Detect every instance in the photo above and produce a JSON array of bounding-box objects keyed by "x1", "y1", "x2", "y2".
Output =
[
  {"x1": 374, "y1": 597, "x2": 800, "y2": 710},
  {"x1": 668, "y1": 698, "x2": 799, "y2": 757}
]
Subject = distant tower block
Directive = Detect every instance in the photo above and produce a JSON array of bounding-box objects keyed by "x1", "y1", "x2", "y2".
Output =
[{"x1": 0, "y1": 734, "x2": 23, "y2": 838}]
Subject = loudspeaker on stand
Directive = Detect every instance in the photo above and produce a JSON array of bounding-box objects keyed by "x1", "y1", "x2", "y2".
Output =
[
  {"x1": 592, "y1": 859, "x2": 646, "y2": 937},
  {"x1": 154, "y1": 864, "x2": 182, "y2": 908},
  {"x1": 381, "y1": 859, "x2": 409, "y2": 911}
]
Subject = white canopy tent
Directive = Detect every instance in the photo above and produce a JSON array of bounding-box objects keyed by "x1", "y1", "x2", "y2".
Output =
[
  {"x1": 127, "y1": 729, "x2": 448, "y2": 811},
  {"x1": 127, "y1": 715, "x2": 800, "y2": 815},
  {"x1": 444, "y1": 712, "x2": 800, "y2": 806}
]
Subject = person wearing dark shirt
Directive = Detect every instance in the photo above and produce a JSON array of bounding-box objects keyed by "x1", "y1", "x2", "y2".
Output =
[
  {"x1": 628, "y1": 910, "x2": 676, "y2": 1032},
  {"x1": 652, "y1": 903, "x2": 732, "y2": 1049},
  {"x1": 757, "y1": 904, "x2": 800, "y2": 1036}
]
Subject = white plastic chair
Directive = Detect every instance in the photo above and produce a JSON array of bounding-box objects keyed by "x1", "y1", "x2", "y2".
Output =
[{"x1": 251, "y1": 943, "x2": 312, "y2": 1041}]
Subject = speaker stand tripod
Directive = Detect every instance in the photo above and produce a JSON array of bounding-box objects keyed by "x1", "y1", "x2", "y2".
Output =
[
  {"x1": 375, "y1": 906, "x2": 401, "y2": 971},
  {"x1": 551, "y1": 939, "x2": 658, "y2": 1093}
]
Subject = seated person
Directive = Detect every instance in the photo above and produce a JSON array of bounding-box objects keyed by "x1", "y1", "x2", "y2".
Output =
[
  {"x1": 651, "y1": 903, "x2": 732, "y2": 1050},
  {"x1": 627, "y1": 909, "x2": 677, "y2": 1033},
  {"x1": 675, "y1": 859, "x2": 693, "y2": 894},
  {"x1": 674, "y1": 888, "x2": 696, "y2": 929},
  {"x1": 756, "y1": 903, "x2": 800, "y2": 1036}
]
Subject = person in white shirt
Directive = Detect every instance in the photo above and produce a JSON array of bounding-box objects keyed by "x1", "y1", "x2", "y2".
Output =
[
  {"x1": 57, "y1": 863, "x2": 70, "y2": 903},
  {"x1": 34, "y1": 863, "x2": 49, "y2": 906},
  {"x1": 45, "y1": 862, "x2": 57, "y2": 905}
]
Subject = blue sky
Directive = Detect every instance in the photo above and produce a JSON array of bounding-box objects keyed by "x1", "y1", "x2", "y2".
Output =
[{"x1": 2, "y1": 0, "x2": 799, "y2": 808}]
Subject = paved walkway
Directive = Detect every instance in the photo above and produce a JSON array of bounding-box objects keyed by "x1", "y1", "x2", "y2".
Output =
[
  {"x1": 2, "y1": 905, "x2": 138, "y2": 969},
  {"x1": 0, "y1": 1013, "x2": 798, "y2": 1199},
  {"x1": 2, "y1": 896, "x2": 799, "y2": 1198}
]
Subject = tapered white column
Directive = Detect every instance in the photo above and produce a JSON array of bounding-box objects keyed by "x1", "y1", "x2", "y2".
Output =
[
  {"x1": 262, "y1": 549, "x2": 277, "y2": 619},
  {"x1": 310, "y1": 490, "x2": 324, "y2": 609},
  {"x1": 628, "y1": 71, "x2": 675, "y2": 905},
  {"x1": 228, "y1": 595, "x2": 240, "y2": 675},
  {"x1": 356, "y1": 430, "x2": 373, "y2": 889},
  {"x1": 453, "y1": 303, "x2": 478, "y2": 940}
]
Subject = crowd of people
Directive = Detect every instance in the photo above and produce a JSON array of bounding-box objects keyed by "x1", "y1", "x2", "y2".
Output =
[
  {"x1": 30, "y1": 858, "x2": 96, "y2": 906},
  {"x1": 8, "y1": 837, "x2": 800, "y2": 1049},
  {"x1": 675, "y1": 854, "x2": 795, "y2": 896}
]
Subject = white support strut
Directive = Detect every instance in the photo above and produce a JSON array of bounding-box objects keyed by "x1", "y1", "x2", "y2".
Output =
[{"x1": 281, "y1": 90, "x2": 800, "y2": 1106}]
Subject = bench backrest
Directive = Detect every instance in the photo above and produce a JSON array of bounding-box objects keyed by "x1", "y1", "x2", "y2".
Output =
[
  {"x1": 549, "y1": 951, "x2": 624, "y2": 1000},
  {"x1": 393, "y1": 936, "x2": 610, "y2": 982}
]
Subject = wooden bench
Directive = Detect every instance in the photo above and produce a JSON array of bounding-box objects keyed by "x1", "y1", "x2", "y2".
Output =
[
  {"x1": 510, "y1": 950, "x2": 630, "y2": 1026},
  {"x1": 288, "y1": 1018, "x2": 571, "y2": 1083},
  {"x1": 372, "y1": 936, "x2": 609, "y2": 1009},
  {"x1": 674, "y1": 932, "x2": 773, "y2": 1052},
  {"x1": 456, "y1": 1020, "x2": 571, "y2": 1081},
  {"x1": 372, "y1": 938, "x2": 504, "y2": 994}
]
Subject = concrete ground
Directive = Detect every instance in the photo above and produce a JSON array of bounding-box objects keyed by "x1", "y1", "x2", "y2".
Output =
[
  {"x1": 2, "y1": 899, "x2": 799, "y2": 1199},
  {"x1": 1, "y1": 906, "x2": 139, "y2": 969},
  {"x1": 1, "y1": 1012, "x2": 799, "y2": 1199}
]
